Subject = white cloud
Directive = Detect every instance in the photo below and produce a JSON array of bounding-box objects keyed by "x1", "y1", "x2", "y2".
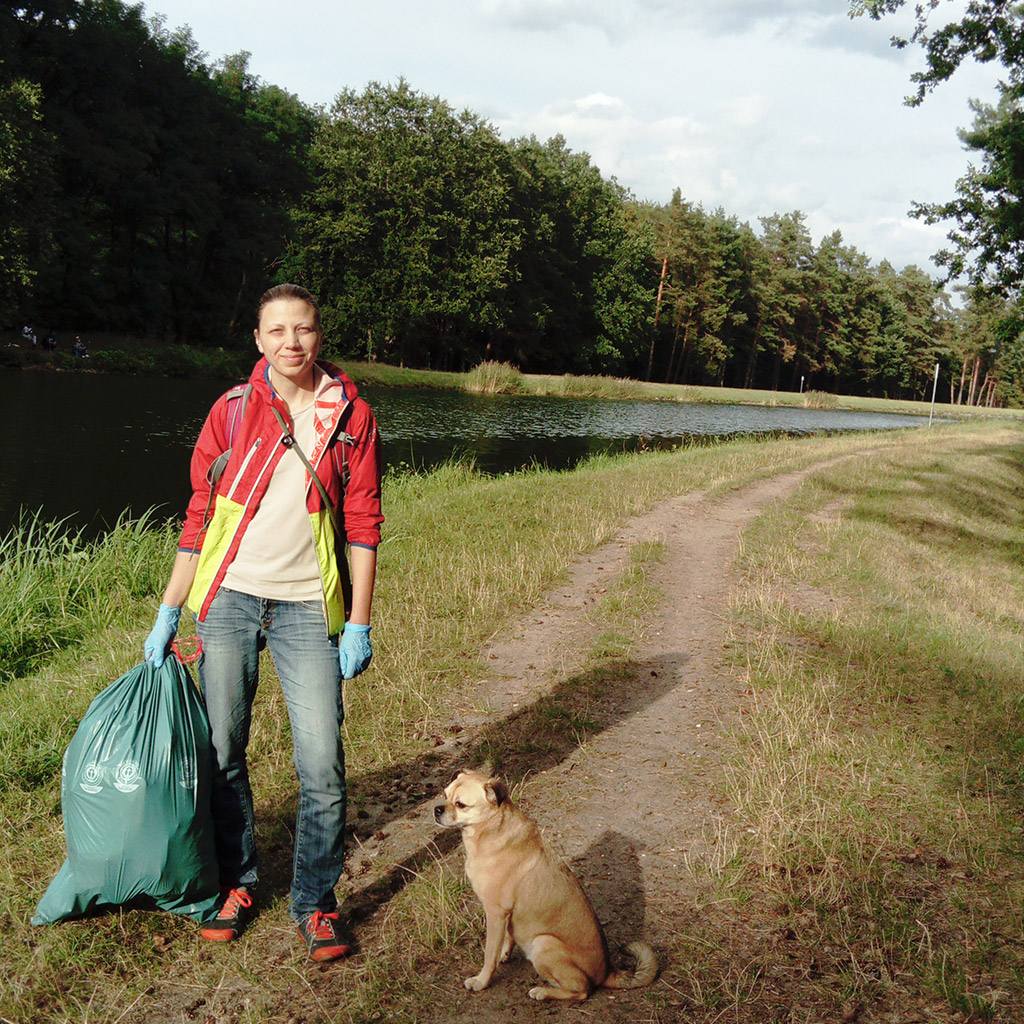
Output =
[
  {"x1": 716, "y1": 95, "x2": 768, "y2": 129},
  {"x1": 142, "y1": 0, "x2": 1007, "y2": 274},
  {"x1": 477, "y1": 0, "x2": 640, "y2": 36},
  {"x1": 835, "y1": 214, "x2": 954, "y2": 272},
  {"x1": 574, "y1": 93, "x2": 630, "y2": 118},
  {"x1": 808, "y1": 12, "x2": 914, "y2": 60},
  {"x1": 474, "y1": 0, "x2": 917, "y2": 62}
]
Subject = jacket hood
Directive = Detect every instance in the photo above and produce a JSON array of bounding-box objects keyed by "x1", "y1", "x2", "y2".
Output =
[
  {"x1": 248, "y1": 356, "x2": 359, "y2": 404},
  {"x1": 318, "y1": 359, "x2": 359, "y2": 402}
]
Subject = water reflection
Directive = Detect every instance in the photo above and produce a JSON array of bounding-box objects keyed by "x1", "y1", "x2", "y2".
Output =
[
  {"x1": 362, "y1": 386, "x2": 928, "y2": 474},
  {"x1": 0, "y1": 370, "x2": 929, "y2": 534}
]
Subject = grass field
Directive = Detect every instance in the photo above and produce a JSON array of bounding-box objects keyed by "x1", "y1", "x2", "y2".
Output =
[
  {"x1": 1, "y1": 420, "x2": 1022, "y2": 1021},
  {"x1": 679, "y1": 424, "x2": 1024, "y2": 1021}
]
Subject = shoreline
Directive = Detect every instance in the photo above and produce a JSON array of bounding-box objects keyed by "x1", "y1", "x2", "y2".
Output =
[{"x1": 1, "y1": 338, "x2": 1017, "y2": 420}]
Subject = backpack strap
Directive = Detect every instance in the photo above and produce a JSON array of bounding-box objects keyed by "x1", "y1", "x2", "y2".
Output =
[
  {"x1": 329, "y1": 402, "x2": 356, "y2": 490},
  {"x1": 190, "y1": 383, "x2": 253, "y2": 556},
  {"x1": 226, "y1": 382, "x2": 252, "y2": 446},
  {"x1": 204, "y1": 383, "x2": 252, "y2": 488},
  {"x1": 271, "y1": 407, "x2": 341, "y2": 533}
]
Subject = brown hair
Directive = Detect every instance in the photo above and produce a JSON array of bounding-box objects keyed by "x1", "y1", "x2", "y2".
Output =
[{"x1": 256, "y1": 283, "x2": 321, "y2": 330}]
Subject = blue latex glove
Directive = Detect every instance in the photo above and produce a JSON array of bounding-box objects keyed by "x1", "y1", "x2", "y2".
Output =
[
  {"x1": 339, "y1": 622, "x2": 372, "y2": 679},
  {"x1": 144, "y1": 603, "x2": 181, "y2": 668}
]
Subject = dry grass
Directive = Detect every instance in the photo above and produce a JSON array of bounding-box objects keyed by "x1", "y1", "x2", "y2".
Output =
[
  {"x1": 802, "y1": 389, "x2": 838, "y2": 409},
  {"x1": 672, "y1": 427, "x2": 1024, "y2": 1021}
]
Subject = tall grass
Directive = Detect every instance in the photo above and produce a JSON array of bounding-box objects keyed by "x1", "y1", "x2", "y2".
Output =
[
  {"x1": 0, "y1": 513, "x2": 178, "y2": 804},
  {"x1": 0, "y1": 511, "x2": 176, "y2": 684},
  {"x1": 524, "y1": 372, "x2": 652, "y2": 400},
  {"x1": 801, "y1": 389, "x2": 838, "y2": 409},
  {"x1": 463, "y1": 359, "x2": 523, "y2": 394}
]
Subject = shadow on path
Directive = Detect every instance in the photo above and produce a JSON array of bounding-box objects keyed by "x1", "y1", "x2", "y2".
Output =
[
  {"x1": 569, "y1": 830, "x2": 648, "y2": 951},
  {"x1": 261, "y1": 650, "x2": 685, "y2": 926}
]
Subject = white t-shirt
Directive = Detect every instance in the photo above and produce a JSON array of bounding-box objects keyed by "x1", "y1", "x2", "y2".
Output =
[{"x1": 221, "y1": 399, "x2": 323, "y2": 602}]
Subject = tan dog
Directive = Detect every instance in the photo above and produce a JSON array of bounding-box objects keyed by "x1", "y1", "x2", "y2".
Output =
[{"x1": 434, "y1": 769, "x2": 658, "y2": 1002}]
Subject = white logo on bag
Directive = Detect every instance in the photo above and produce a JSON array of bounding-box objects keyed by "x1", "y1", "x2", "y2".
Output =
[
  {"x1": 79, "y1": 762, "x2": 103, "y2": 794},
  {"x1": 178, "y1": 753, "x2": 196, "y2": 790},
  {"x1": 114, "y1": 759, "x2": 141, "y2": 793}
]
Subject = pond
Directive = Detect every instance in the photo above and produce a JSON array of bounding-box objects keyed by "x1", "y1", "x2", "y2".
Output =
[{"x1": 0, "y1": 368, "x2": 930, "y2": 535}]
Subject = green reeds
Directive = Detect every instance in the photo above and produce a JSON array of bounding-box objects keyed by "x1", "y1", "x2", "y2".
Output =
[
  {"x1": 463, "y1": 359, "x2": 524, "y2": 394},
  {"x1": 0, "y1": 511, "x2": 175, "y2": 684},
  {"x1": 527, "y1": 372, "x2": 652, "y2": 400}
]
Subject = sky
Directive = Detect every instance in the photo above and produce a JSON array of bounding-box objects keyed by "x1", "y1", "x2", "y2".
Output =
[{"x1": 142, "y1": 0, "x2": 1004, "y2": 279}]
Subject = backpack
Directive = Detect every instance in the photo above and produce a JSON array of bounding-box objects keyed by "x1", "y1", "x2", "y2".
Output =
[{"x1": 203, "y1": 382, "x2": 253, "y2": 493}]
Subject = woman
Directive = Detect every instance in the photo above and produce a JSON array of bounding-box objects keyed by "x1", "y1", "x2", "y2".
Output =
[{"x1": 144, "y1": 283, "x2": 382, "y2": 962}]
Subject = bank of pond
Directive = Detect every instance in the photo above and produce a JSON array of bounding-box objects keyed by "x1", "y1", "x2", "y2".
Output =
[{"x1": 0, "y1": 366, "x2": 957, "y2": 538}]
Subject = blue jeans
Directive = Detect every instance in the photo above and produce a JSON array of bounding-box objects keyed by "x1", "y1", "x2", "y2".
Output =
[{"x1": 196, "y1": 588, "x2": 345, "y2": 922}]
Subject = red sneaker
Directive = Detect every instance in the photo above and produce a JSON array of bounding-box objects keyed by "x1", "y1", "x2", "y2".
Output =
[
  {"x1": 200, "y1": 887, "x2": 254, "y2": 941},
  {"x1": 298, "y1": 911, "x2": 353, "y2": 962}
]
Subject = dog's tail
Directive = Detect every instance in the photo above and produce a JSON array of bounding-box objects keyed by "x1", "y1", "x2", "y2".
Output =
[{"x1": 602, "y1": 941, "x2": 658, "y2": 989}]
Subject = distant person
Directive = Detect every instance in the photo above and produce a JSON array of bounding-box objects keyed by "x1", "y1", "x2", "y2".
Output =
[
  {"x1": 143, "y1": 283, "x2": 383, "y2": 962},
  {"x1": 22, "y1": 325, "x2": 35, "y2": 347},
  {"x1": 72, "y1": 336, "x2": 87, "y2": 357},
  {"x1": 42, "y1": 332, "x2": 55, "y2": 351}
]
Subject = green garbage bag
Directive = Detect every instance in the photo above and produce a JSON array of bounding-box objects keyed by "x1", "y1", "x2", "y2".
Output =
[{"x1": 32, "y1": 655, "x2": 220, "y2": 924}]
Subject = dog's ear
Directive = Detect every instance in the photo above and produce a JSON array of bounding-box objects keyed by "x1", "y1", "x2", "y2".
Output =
[
  {"x1": 485, "y1": 778, "x2": 509, "y2": 806},
  {"x1": 448, "y1": 768, "x2": 465, "y2": 785}
]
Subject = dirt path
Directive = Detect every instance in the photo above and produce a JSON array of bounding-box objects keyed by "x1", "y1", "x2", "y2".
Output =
[
  {"x1": 324, "y1": 455, "x2": 863, "y2": 1022},
  {"x1": 150, "y1": 456, "x2": 863, "y2": 1024}
]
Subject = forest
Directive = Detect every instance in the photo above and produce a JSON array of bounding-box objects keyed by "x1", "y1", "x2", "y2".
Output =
[{"x1": 3, "y1": 0, "x2": 1023, "y2": 404}]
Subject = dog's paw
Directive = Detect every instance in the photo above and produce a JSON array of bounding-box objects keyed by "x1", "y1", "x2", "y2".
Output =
[
  {"x1": 528, "y1": 986, "x2": 550, "y2": 1001},
  {"x1": 464, "y1": 974, "x2": 489, "y2": 992}
]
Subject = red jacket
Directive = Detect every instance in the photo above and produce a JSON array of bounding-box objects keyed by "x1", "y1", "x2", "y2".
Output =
[{"x1": 178, "y1": 358, "x2": 383, "y2": 632}]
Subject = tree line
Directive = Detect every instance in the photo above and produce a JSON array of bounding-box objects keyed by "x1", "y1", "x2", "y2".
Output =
[
  {"x1": 3, "y1": 0, "x2": 1022, "y2": 404},
  {"x1": 2, "y1": 1, "x2": 317, "y2": 345}
]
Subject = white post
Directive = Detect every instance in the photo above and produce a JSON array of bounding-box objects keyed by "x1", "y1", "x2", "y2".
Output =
[
  {"x1": 928, "y1": 362, "x2": 939, "y2": 426},
  {"x1": 800, "y1": 375, "x2": 804, "y2": 393}
]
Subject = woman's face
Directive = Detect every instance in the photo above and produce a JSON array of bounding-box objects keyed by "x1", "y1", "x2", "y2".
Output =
[{"x1": 255, "y1": 298, "x2": 322, "y2": 390}]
